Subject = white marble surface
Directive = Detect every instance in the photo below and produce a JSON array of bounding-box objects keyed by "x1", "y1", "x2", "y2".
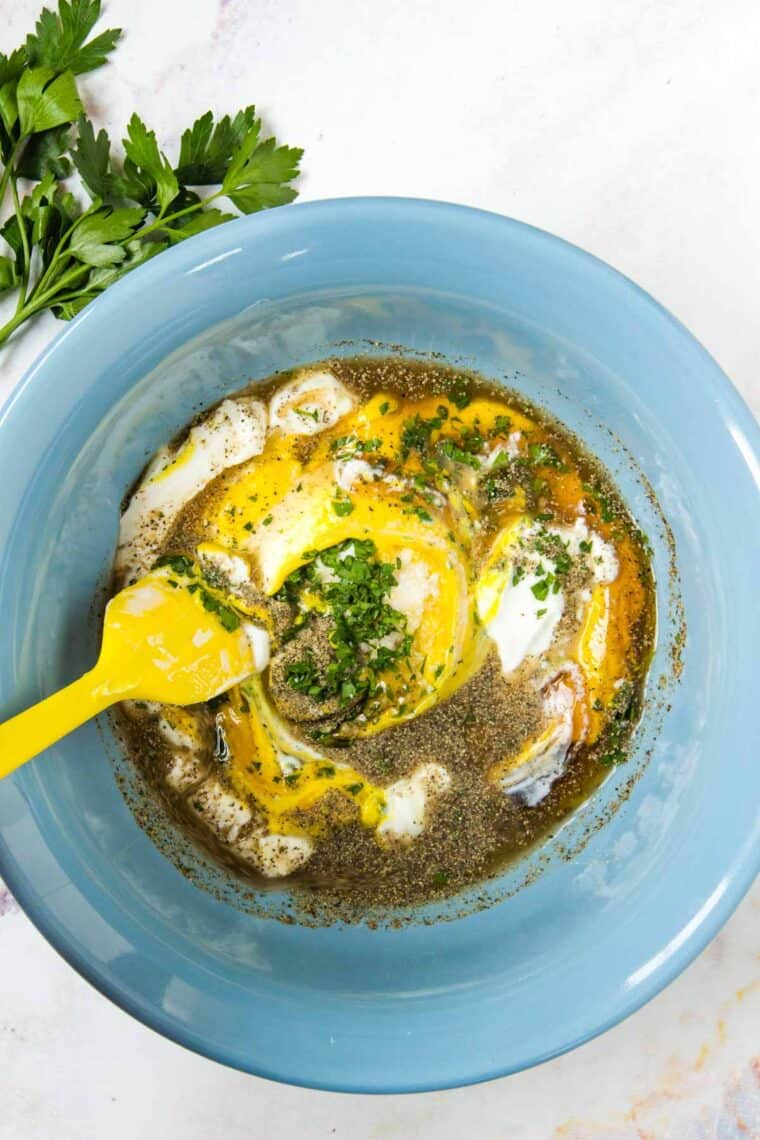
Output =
[{"x1": 0, "y1": 0, "x2": 758, "y2": 1135}]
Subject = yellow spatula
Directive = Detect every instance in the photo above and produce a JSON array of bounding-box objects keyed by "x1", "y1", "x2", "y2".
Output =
[{"x1": 0, "y1": 564, "x2": 266, "y2": 780}]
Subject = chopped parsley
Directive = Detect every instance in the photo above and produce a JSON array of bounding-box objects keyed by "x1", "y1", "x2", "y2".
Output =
[
  {"x1": 154, "y1": 554, "x2": 194, "y2": 575},
  {"x1": 448, "y1": 378, "x2": 471, "y2": 409},
  {"x1": 490, "y1": 449, "x2": 512, "y2": 470},
  {"x1": 330, "y1": 434, "x2": 382, "y2": 458},
  {"x1": 599, "y1": 747, "x2": 627, "y2": 767},
  {"x1": 531, "y1": 578, "x2": 550, "y2": 601},
  {"x1": 583, "y1": 482, "x2": 616, "y2": 523},
  {"x1": 438, "y1": 438, "x2": 482, "y2": 470},
  {"x1": 528, "y1": 441, "x2": 565, "y2": 469},
  {"x1": 153, "y1": 554, "x2": 242, "y2": 632},
  {"x1": 531, "y1": 528, "x2": 573, "y2": 578},
  {"x1": 595, "y1": 682, "x2": 636, "y2": 766},
  {"x1": 277, "y1": 538, "x2": 411, "y2": 707},
  {"x1": 285, "y1": 654, "x2": 322, "y2": 696},
  {"x1": 403, "y1": 504, "x2": 432, "y2": 522},
  {"x1": 198, "y1": 588, "x2": 241, "y2": 632},
  {"x1": 332, "y1": 496, "x2": 354, "y2": 516},
  {"x1": 400, "y1": 412, "x2": 446, "y2": 459}
]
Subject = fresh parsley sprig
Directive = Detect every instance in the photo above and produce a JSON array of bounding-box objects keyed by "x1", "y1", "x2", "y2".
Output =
[{"x1": 0, "y1": 0, "x2": 302, "y2": 347}]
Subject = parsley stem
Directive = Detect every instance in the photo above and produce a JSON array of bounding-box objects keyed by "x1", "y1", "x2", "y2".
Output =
[
  {"x1": 32, "y1": 263, "x2": 92, "y2": 305},
  {"x1": 135, "y1": 192, "x2": 223, "y2": 241},
  {"x1": 0, "y1": 139, "x2": 24, "y2": 213},
  {"x1": 0, "y1": 163, "x2": 12, "y2": 213},
  {"x1": 9, "y1": 173, "x2": 31, "y2": 314},
  {"x1": 0, "y1": 265, "x2": 91, "y2": 347},
  {"x1": 0, "y1": 301, "x2": 44, "y2": 347},
  {"x1": 25, "y1": 204, "x2": 95, "y2": 305}
]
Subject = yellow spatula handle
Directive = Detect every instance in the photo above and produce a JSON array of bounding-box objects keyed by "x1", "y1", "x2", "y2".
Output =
[{"x1": 0, "y1": 668, "x2": 116, "y2": 779}]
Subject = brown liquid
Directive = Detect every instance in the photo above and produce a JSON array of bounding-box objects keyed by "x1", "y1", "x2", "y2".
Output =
[{"x1": 115, "y1": 356, "x2": 656, "y2": 912}]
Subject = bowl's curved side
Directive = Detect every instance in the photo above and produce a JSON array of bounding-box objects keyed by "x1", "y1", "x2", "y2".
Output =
[{"x1": 0, "y1": 198, "x2": 758, "y2": 1092}]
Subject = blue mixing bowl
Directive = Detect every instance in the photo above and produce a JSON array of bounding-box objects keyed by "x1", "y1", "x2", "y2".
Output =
[{"x1": 0, "y1": 199, "x2": 757, "y2": 1092}]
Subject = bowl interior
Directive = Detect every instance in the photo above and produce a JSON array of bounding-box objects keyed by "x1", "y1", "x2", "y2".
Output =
[{"x1": 0, "y1": 200, "x2": 757, "y2": 1092}]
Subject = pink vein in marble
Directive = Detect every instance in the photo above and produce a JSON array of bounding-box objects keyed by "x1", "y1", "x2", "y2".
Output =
[{"x1": 0, "y1": 884, "x2": 19, "y2": 917}]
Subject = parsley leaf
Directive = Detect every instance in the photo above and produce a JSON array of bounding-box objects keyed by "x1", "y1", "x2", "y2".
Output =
[
  {"x1": 176, "y1": 107, "x2": 256, "y2": 184},
  {"x1": 69, "y1": 113, "x2": 112, "y2": 195},
  {"x1": 17, "y1": 122, "x2": 72, "y2": 178},
  {"x1": 221, "y1": 117, "x2": 302, "y2": 213},
  {"x1": 68, "y1": 206, "x2": 145, "y2": 266},
  {"x1": 16, "y1": 67, "x2": 82, "y2": 135},
  {"x1": 0, "y1": 256, "x2": 17, "y2": 293},
  {"x1": 0, "y1": 3, "x2": 303, "y2": 350},
  {"x1": 26, "y1": 0, "x2": 121, "y2": 75},
  {"x1": 122, "y1": 113, "x2": 180, "y2": 215}
]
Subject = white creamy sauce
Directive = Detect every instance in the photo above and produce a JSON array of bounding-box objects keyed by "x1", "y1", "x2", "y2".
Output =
[
  {"x1": 487, "y1": 571, "x2": 565, "y2": 675},
  {"x1": 559, "y1": 518, "x2": 619, "y2": 583},
  {"x1": 484, "y1": 431, "x2": 522, "y2": 467},
  {"x1": 500, "y1": 675, "x2": 577, "y2": 806},
  {"x1": 334, "y1": 457, "x2": 381, "y2": 490},
  {"x1": 117, "y1": 396, "x2": 267, "y2": 582},
  {"x1": 478, "y1": 514, "x2": 621, "y2": 804},
  {"x1": 157, "y1": 708, "x2": 203, "y2": 754},
  {"x1": 242, "y1": 623, "x2": 271, "y2": 672},
  {"x1": 388, "y1": 549, "x2": 440, "y2": 634},
  {"x1": 378, "y1": 762, "x2": 451, "y2": 842},
  {"x1": 237, "y1": 831, "x2": 314, "y2": 878},
  {"x1": 481, "y1": 517, "x2": 619, "y2": 679},
  {"x1": 198, "y1": 545, "x2": 252, "y2": 587},
  {"x1": 269, "y1": 371, "x2": 354, "y2": 436},
  {"x1": 188, "y1": 778, "x2": 252, "y2": 842}
]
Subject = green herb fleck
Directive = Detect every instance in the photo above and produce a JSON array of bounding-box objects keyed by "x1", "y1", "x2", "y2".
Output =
[
  {"x1": 448, "y1": 379, "x2": 471, "y2": 409},
  {"x1": 528, "y1": 441, "x2": 564, "y2": 469},
  {"x1": 531, "y1": 578, "x2": 550, "y2": 601}
]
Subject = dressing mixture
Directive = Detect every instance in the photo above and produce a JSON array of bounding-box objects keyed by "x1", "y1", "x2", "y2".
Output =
[{"x1": 114, "y1": 357, "x2": 655, "y2": 908}]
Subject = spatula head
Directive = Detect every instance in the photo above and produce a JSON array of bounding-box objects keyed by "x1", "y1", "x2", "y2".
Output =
[{"x1": 99, "y1": 566, "x2": 264, "y2": 705}]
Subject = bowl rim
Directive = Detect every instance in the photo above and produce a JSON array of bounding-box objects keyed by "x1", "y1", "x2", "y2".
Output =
[{"x1": 1, "y1": 195, "x2": 758, "y2": 1093}]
